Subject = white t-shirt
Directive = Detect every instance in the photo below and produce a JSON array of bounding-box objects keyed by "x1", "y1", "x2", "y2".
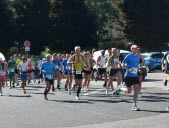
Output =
[
  {"x1": 20, "y1": 62, "x2": 28, "y2": 72},
  {"x1": 37, "y1": 60, "x2": 42, "y2": 68}
]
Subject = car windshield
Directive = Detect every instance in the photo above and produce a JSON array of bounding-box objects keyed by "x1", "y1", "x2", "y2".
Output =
[{"x1": 151, "y1": 53, "x2": 163, "y2": 58}]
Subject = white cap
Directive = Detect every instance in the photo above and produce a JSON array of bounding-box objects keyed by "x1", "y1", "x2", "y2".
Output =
[{"x1": 42, "y1": 58, "x2": 46, "y2": 61}]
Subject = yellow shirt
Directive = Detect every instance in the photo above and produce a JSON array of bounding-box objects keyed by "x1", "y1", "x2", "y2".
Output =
[
  {"x1": 16, "y1": 59, "x2": 22, "y2": 66},
  {"x1": 74, "y1": 55, "x2": 83, "y2": 71}
]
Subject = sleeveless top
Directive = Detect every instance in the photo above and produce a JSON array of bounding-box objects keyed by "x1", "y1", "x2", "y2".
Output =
[
  {"x1": 99, "y1": 55, "x2": 106, "y2": 68},
  {"x1": 74, "y1": 55, "x2": 83, "y2": 71}
]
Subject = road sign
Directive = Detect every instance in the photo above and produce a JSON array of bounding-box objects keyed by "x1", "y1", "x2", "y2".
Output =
[
  {"x1": 24, "y1": 40, "x2": 31, "y2": 47},
  {"x1": 25, "y1": 47, "x2": 30, "y2": 52}
]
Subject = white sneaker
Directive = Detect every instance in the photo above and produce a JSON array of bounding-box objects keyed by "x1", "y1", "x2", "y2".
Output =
[
  {"x1": 131, "y1": 104, "x2": 140, "y2": 111},
  {"x1": 0, "y1": 92, "x2": 3, "y2": 96},
  {"x1": 76, "y1": 96, "x2": 80, "y2": 100},
  {"x1": 106, "y1": 89, "x2": 109, "y2": 96},
  {"x1": 84, "y1": 88, "x2": 87, "y2": 93},
  {"x1": 166, "y1": 106, "x2": 169, "y2": 111},
  {"x1": 68, "y1": 89, "x2": 71, "y2": 95},
  {"x1": 82, "y1": 87, "x2": 85, "y2": 94}
]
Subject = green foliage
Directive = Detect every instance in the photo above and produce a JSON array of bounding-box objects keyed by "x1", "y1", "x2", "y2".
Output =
[
  {"x1": 9, "y1": 47, "x2": 18, "y2": 55},
  {"x1": 115, "y1": 0, "x2": 169, "y2": 51},
  {"x1": 0, "y1": 0, "x2": 15, "y2": 49}
]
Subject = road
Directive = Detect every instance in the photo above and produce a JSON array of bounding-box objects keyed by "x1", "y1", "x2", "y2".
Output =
[{"x1": 0, "y1": 71, "x2": 169, "y2": 128}]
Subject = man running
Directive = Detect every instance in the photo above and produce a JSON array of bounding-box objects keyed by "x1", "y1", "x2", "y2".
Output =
[
  {"x1": 8, "y1": 56, "x2": 17, "y2": 89},
  {"x1": 68, "y1": 46, "x2": 84, "y2": 100},
  {"x1": 115, "y1": 45, "x2": 141, "y2": 111},
  {"x1": 96, "y1": 50, "x2": 107, "y2": 88},
  {"x1": 18, "y1": 57, "x2": 28, "y2": 94},
  {"x1": 42, "y1": 54, "x2": 56, "y2": 100}
]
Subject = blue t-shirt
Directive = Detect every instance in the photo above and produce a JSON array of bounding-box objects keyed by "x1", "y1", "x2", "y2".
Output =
[
  {"x1": 163, "y1": 52, "x2": 169, "y2": 70},
  {"x1": 42, "y1": 62, "x2": 56, "y2": 80},
  {"x1": 123, "y1": 54, "x2": 140, "y2": 77},
  {"x1": 62, "y1": 59, "x2": 69, "y2": 73}
]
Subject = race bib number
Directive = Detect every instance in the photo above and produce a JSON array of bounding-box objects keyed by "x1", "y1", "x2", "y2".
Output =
[
  {"x1": 46, "y1": 74, "x2": 52, "y2": 79},
  {"x1": 10, "y1": 68, "x2": 15, "y2": 72},
  {"x1": 131, "y1": 68, "x2": 138, "y2": 74},
  {"x1": 76, "y1": 70, "x2": 81, "y2": 74}
]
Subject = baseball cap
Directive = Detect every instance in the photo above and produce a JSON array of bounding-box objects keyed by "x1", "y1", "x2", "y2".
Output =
[{"x1": 130, "y1": 45, "x2": 139, "y2": 51}]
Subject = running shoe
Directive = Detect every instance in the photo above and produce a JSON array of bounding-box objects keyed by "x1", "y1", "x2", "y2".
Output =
[
  {"x1": 103, "y1": 82, "x2": 107, "y2": 88},
  {"x1": 115, "y1": 85, "x2": 122, "y2": 94},
  {"x1": 44, "y1": 96, "x2": 48, "y2": 100},
  {"x1": 166, "y1": 106, "x2": 169, "y2": 111},
  {"x1": 138, "y1": 94, "x2": 142, "y2": 98},
  {"x1": 106, "y1": 89, "x2": 109, "y2": 96},
  {"x1": 52, "y1": 87, "x2": 55, "y2": 92},
  {"x1": 76, "y1": 96, "x2": 80, "y2": 100},
  {"x1": 38, "y1": 81, "x2": 40, "y2": 84},
  {"x1": 57, "y1": 85, "x2": 61, "y2": 90},
  {"x1": 86, "y1": 87, "x2": 89, "y2": 91},
  {"x1": 68, "y1": 89, "x2": 71, "y2": 95},
  {"x1": 131, "y1": 104, "x2": 140, "y2": 111},
  {"x1": 164, "y1": 79, "x2": 168, "y2": 86},
  {"x1": 13, "y1": 85, "x2": 15, "y2": 88},
  {"x1": 0, "y1": 91, "x2": 3, "y2": 96}
]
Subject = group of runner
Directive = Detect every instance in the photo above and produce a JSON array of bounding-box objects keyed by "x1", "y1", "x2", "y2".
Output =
[{"x1": 1, "y1": 45, "x2": 168, "y2": 111}]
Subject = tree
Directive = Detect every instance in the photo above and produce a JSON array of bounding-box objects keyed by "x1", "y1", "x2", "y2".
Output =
[
  {"x1": 13, "y1": 0, "x2": 52, "y2": 54},
  {"x1": 51, "y1": 0, "x2": 98, "y2": 52},
  {"x1": 0, "y1": 0, "x2": 14, "y2": 51},
  {"x1": 115, "y1": 0, "x2": 169, "y2": 51},
  {"x1": 85, "y1": 0, "x2": 118, "y2": 36}
]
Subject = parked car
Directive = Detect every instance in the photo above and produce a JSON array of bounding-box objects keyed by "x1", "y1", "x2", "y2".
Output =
[
  {"x1": 141, "y1": 52, "x2": 163, "y2": 72},
  {"x1": 93, "y1": 49, "x2": 147, "y2": 81}
]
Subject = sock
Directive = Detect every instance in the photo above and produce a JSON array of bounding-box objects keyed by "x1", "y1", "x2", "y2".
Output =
[{"x1": 76, "y1": 87, "x2": 81, "y2": 97}]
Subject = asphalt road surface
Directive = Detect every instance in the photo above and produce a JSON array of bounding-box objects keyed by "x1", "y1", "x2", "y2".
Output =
[{"x1": 0, "y1": 71, "x2": 169, "y2": 128}]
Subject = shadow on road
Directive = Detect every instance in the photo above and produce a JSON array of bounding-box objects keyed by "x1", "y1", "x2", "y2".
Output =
[
  {"x1": 8, "y1": 94, "x2": 32, "y2": 98},
  {"x1": 139, "y1": 109, "x2": 169, "y2": 113},
  {"x1": 26, "y1": 85, "x2": 45, "y2": 89},
  {"x1": 143, "y1": 79, "x2": 163, "y2": 82},
  {"x1": 48, "y1": 99, "x2": 93, "y2": 104}
]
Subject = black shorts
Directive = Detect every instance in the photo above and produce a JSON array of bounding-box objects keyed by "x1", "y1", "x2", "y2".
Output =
[
  {"x1": 74, "y1": 71, "x2": 82, "y2": 79},
  {"x1": 98, "y1": 68, "x2": 106, "y2": 75},
  {"x1": 138, "y1": 68, "x2": 143, "y2": 76},
  {"x1": 28, "y1": 70, "x2": 34, "y2": 73},
  {"x1": 109, "y1": 69, "x2": 120, "y2": 77},
  {"x1": 40, "y1": 74, "x2": 43, "y2": 78},
  {"x1": 125, "y1": 77, "x2": 139, "y2": 87},
  {"x1": 15, "y1": 69, "x2": 19, "y2": 74},
  {"x1": 68, "y1": 70, "x2": 73, "y2": 75},
  {"x1": 45, "y1": 78, "x2": 54, "y2": 85},
  {"x1": 64, "y1": 72, "x2": 68, "y2": 75},
  {"x1": 83, "y1": 70, "x2": 92, "y2": 75}
]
